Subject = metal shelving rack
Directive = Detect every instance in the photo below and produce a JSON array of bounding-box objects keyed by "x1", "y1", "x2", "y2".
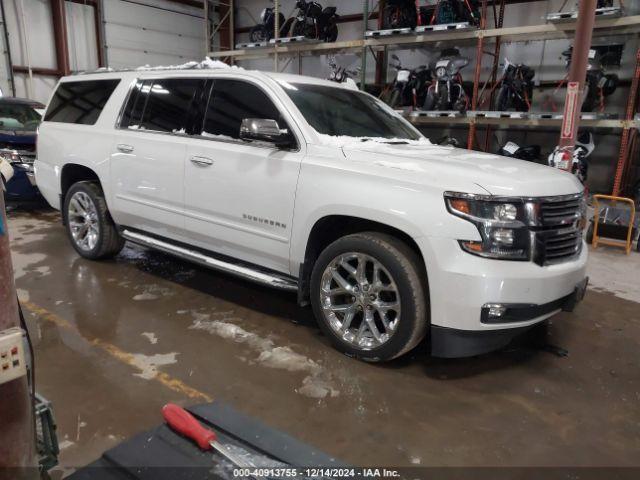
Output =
[{"x1": 206, "y1": 1, "x2": 640, "y2": 196}]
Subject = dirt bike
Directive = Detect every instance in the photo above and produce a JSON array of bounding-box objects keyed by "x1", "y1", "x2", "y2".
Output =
[
  {"x1": 290, "y1": 0, "x2": 339, "y2": 42},
  {"x1": 249, "y1": 1, "x2": 294, "y2": 42},
  {"x1": 380, "y1": 55, "x2": 431, "y2": 110},
  {"x1": 496, "y1": 58, "x2": 535, "y2": 112},
  {"x1": 424, "y1": 48, "x2": 470, "y2": 112},
  {"x1": 327, "y1": 55, "x2": 360, "y2": 89}
]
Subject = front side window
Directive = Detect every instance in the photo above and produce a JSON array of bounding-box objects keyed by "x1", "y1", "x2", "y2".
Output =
[
  {"x1": 282, "y1": 83, "x2": 422, "y2": 140},
  {"x1": 44, "y1": 79, "x2": 120, "y2": 125},
  {"x1": 201, "y1": 79, "x2": 286, "y2": 140}
]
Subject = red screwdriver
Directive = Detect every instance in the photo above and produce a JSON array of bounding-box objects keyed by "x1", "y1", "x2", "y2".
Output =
[{"x1": 162, "y1": 403, "x2": 254, "y2": 468}]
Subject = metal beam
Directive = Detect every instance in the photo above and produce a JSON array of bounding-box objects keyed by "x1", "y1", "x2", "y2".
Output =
[
  {"x1": 51, "y1": 0, "x2": 71, "y2": 75},
  {"x1": 210, "y1": 15, "x2": 640, "y2": 59}
]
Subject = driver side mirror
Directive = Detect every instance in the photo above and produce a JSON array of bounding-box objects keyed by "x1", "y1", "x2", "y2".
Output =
[{"x1": 240, "y1": 118, "x2": 294, "y2": 148}]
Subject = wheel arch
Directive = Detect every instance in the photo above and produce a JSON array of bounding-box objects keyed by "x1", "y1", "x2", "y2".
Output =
[
  {"x1": 60, "y1": 164, "x2": 101, "y2": 223},
  {"x1": 296, "y1": 214, "x2": 428, "y2": 306}
]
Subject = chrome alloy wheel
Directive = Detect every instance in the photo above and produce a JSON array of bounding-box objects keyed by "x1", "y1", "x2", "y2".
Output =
[
  {"x1": 319, "y1": 252, "x2": 401, "y2": 350},
  {"x1": 68, "y1": 191, "x2": 99, "y2": 251}
]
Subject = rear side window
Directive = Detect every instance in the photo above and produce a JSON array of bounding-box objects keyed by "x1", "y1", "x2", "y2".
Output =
[
  {"x1": 44, "y1": 79, "x2": 120, "y2": 125},
  {"x1": 201, "y1": 79, "x2": 285, "y2": 139},
  {"x1": 121, "y1": 78, "x2": 204, "y2": 133}
]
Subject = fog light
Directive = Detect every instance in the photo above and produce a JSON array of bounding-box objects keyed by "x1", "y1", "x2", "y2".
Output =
[
  {"x1": 491, "y1": 228, "x2": 514, "y2": 245},
  {"x1": 485, "y1": 303, "x2": 507, "y2": 318}
]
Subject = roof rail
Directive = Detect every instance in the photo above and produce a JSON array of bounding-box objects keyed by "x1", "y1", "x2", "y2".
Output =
[{"x1": 74, "y1": 58, "x2": 235, "y2": 75}]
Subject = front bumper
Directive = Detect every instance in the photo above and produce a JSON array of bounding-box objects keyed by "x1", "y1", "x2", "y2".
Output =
[
  {"x1": 417, "y1": 236, "x2": 588, "y2": 357},
  {"x1": 4, "y1": 166, "x2": 40, "y2": 200},
  {"x1": 431, "y1": 278, "x2": 587, "y2": 357}
]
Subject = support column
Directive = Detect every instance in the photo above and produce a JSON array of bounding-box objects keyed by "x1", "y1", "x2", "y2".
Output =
[
  {"x1": 51, "y1": 0, "x2": 71, "y2": 75},
  {"x1": 612, "y1": 47, "x2": 640, "y2": 196},
  {"x1": 467, "y1": 0, "x2": 488, "y2": 150},
  {"x1": 556, "y1": 0, "x2": 597, "y2": 167}
]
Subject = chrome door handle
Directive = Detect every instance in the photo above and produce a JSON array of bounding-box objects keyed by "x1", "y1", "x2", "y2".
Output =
[
  {"x1": 117, "y1": 144, "x2": 134, "y2": 153},
  {"x1": 190, "y1": 156, "x2": 214, "y2": 167}
]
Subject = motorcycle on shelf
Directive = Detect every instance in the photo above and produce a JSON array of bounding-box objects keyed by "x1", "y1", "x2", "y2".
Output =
[
  {"x1": 290, "y1": 0, "x2": 339, "y2": 42},
  {"x1": 495, "y1": 59, "x2": 535, "y2": 112},
  {"x1": 249, "y1": 1, "x2": 294, "y2": 42},
  {"x1": 382, "y1": 0, "x2": 418, "y2": 29},
  {"x1": 558, "y1": 47, "x2": 619, "y2": 113},
  {"x1": 498, "y1": 141, "x2": 541, "y2": 162},
  {"x1": 380, "y1": 54, "x2": 432, "y2": 110},
  {"x1": 424, "y1": 48, "x2": 470, "y2": 112},
  {"x1": 547, "y1": 131, "x2": 595, "y2": 183},
  {"x1": 427, "y1": 0, "x2": 480, "y2": 26}
]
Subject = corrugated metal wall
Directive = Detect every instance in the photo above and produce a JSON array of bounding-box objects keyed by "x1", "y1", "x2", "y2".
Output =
[{"x1": 0, "y1": 0, "x2": 205, "y2": 104}]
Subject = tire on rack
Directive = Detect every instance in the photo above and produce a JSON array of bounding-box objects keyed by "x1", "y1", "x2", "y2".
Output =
[
  {"x1": 496, "y1": 85, "x2": 510, "y2": 111},
  {"x1": 325, "y1": 23, "x2": 338, "y2": 42},
  {"x1": 387, "y1": 89, "x2": 401, "y2": 109},
  {"x1": 310, "y1": 232, "x2": 428, "y2": 362},
  {"x1": 63, "y1": 181, "x2": 124, "y2": 260},
  {"x1": 249, "y1": 25, "x2": 268, "y2": 43},
  {"x1": 423, "y1": 88, "x2": 436, "y2": 110}
]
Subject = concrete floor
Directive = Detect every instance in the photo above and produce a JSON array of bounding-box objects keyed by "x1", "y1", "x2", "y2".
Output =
[{"x1": 6, "y1": 207, "x2": 640, "y2": 474}]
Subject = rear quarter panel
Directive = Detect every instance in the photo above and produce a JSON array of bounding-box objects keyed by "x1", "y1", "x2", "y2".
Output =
[{"x1": 35, "y1": 75, "x2": 134, "y2": 211}]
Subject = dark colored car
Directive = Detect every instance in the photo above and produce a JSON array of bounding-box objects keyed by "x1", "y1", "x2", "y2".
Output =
[{"x1": 0, "y1": 97, "x2": 43, "y2": 201}]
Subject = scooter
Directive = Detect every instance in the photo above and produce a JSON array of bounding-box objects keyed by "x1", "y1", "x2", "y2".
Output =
[
  {"x1": 249, "y1": 1, "x2": 294, "y2": 43},
  {"x1": 498, "y1": 141, "x2": 541, "y2": 162},
  {"x1": 495, "y1": 58, "x2": 535, "y2": 112},
  {"x1": 424, "y1": 48, "x2": 470, "y2": 112},
  {"x1": 381, "y1": 55, "x2": 431, "y2": 109},
  {"x1": 290, "y1": 0, "x2": 339, "y2": 42},
  {"x1": 557, "y1": 47, "x2": 618, "y2": 113},
  {"x1": 547, "y1": 131, "x2": 595, "y2": 183}
]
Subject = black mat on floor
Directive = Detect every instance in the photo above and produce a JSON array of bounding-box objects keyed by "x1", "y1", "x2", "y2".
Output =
[{"x1": 67, "y1": 401, "x2": 342, "y2": 480}]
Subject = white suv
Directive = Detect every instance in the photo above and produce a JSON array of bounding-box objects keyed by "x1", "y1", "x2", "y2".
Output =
[{"x1": 35, "y1": 66, "x2": 588, "y2": 361}]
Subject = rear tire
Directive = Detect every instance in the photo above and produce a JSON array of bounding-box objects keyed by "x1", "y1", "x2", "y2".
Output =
[
  {"x1": 310, "y1": 232, "x2": 428, "y2": 362},
  {"x1": 64, "y1": 181, "x2": 124, "y2": 260}
]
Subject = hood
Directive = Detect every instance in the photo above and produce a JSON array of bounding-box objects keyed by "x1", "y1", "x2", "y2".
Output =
[
  {"x1": 341, "y1": 142, "x2": 583, "y2": 197},
  {"x1": 0, "y1": 132, "x2": 37, "y2": 145}
]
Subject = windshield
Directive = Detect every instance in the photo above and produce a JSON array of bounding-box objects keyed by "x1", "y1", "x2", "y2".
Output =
[
  {"x1": 282, "y1": 83, "x2": 422, "y2": 141},
  {"x1": 0, "y1": 103, "x2": 41, "y2": 132}
]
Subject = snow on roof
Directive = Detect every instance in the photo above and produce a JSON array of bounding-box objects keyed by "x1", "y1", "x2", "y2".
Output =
[{"x1": 79, "y1": 57, "x2": 241, "y2": 75}]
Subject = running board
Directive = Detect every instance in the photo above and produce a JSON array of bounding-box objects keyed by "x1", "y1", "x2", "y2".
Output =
[{"x1": 121, "y1": 230, "x2": 298, "y2": 292}]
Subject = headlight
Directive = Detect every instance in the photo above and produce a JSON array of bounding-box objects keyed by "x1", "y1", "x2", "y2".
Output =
[
  {"x1": 0, "y1": 149, "x2": 21, "y2": 164},
  {"x1": 445, "y1": 192, "x2": 530, "y2": 260},
  {"x1": 436, "y1": 67, "x2": 446, "y2": 78}
]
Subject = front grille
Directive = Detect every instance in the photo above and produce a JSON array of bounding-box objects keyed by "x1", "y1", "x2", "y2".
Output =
[
  {"x1": 533, "y1": 194, "x2": 584, "y2": 265},
  {"x1": 534, "y1": 227, "x2": 583, "y2": 265},
  {"x1": 539, "y1": 197, "x2": 582, "y2": 226}
]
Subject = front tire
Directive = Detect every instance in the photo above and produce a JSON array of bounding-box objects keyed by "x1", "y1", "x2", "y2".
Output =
[
  {"x1": 310, "y1": 233, "x2": 428, "y2": 362},
  {"x1": 64, "y1": 181, "x2": 124, "y2": 260}
]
